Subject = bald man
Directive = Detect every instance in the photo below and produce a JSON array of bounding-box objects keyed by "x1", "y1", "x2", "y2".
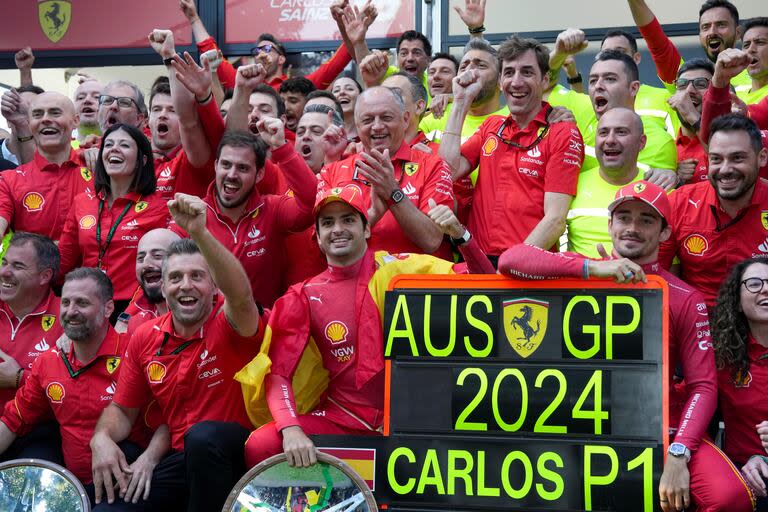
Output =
[
  {"x1": 318, "y1": 86, "x2": 454, "y2": 258},
  {"x1": 566, "y1": 108, "x2": 654, "y2": 257},
  {"x1": 0, "y1": 92, "x2": 93, "y2": 242},
  {"x1": 117, "y1": 228, "x2": 181, "y2": 337}
]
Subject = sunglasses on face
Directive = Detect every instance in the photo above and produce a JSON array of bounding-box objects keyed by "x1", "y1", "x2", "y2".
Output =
[
  {"x1": 99, "y1": 95, "x2": 138, "y2": 109},
  {"x1": 252, "y1": 43, "x2": 280, "y2": 56},
  {"x1": 674, "y1": 77, "x2": 710, "y2": 91}
]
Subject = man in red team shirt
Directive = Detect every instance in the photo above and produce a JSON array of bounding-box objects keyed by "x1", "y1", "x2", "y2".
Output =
[
  {"x1": 318, "y1": 86, "x2": 454, "y2": 257},
  {"x1": 0, "y1": 233, "x2": 64, "y2": 464},
  {"x1": 0, "y1": 92, "x2": 93, "y2": 242},
  {"x1": 243, "y1": 184, "x2": 494, "y2": 468},
  {"x1": 439, "y1": 35, "x2": 584, "y2": 265},
  {"x1": 170, "y1": 121, "x2": 316, "y2": 308},
  {"x1": 499, "y1": 181, "x2": 754, "y2": 512},
  {"x1": 90, "y1": 193, "x2": 265, "y2": 512},
  {"x1": 659, "y1": 114, "x2": 768, "y2": 308},
  {"x1": 117, "y1": 229, "x2": 181, "y2": 338},
  {"x1": 0, "y1": 268, "x2": 168, "y2": 510}
]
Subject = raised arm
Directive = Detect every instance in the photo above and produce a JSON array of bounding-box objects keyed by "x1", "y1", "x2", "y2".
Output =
[
  {"x1": 149, "y1": 30, "x2": 211, "y2": 167},
  {"x1": 1, "y1": 89, "x2": 35, "y2": 165},
  {"x1": 438, "y1": 70, "x2": 482, "y2": 179},
  {"x1": 15, "y1": 47, "x2": 34, "y2": 87},
  {"x1": 180, "y1": 0, "x2": 237, "y2": 91},
  {"x1": 168, "y1": 193, "x2": 261, "y2": 336},
  {"x1": 701, "y1": 49, "x2": 751, "y2": 144},
  {"x1": 454, "y1": 0, "x2": 487, "y2": 40},
  {"x1": 626, "y1": 0, "x2": 682, "y2": 84},
  {"x1": 333, "y1": 0, "x2": 377, "y2": 65},
  {"x1": 548, "y1": 29, "x2": 588, "y2": 89},
  {"x1": 225, "y1": 64, "x2": 267, "y2": 133}
]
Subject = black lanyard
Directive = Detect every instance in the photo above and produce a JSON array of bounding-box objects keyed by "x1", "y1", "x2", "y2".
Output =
[
  {"x1": 60, "y1": 349, "x2": 100, "y2": 379},
  {"x1": 710, "y1": 204, "x2": 749, "y2": 232},
  {"x1": 96, "y1": 199, "x2": 134, "y2": 267},
  {"x1": 495, "y1": 109, "x2": 551, "y2": 151},
  {"x1": 154, "y1": 332, "x2": 197, "y2": 356}
]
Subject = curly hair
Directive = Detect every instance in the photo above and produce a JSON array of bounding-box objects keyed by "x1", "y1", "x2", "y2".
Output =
[{"x1": 712, "y1": 258, "x2": 768, "y2": 380}]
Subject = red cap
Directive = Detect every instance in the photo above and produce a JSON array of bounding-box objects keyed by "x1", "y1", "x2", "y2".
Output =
[
  {"x1": 313, "y1": 183, "x2": 368, "y2": 220},
  {"x1": 607, "y1": 180, "x2": 670, "y2": 223}
]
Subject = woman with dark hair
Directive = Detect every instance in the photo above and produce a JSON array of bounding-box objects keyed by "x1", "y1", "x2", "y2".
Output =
[
  {"x1": 58, "y1": 123, "x2": 170, "y2": 312},
  {"x1": 331, "y1": 76, "x2": 362, "y2": 141},
  {"x1": 713, "y1": 257, "x2": 768, "y2": 505}
]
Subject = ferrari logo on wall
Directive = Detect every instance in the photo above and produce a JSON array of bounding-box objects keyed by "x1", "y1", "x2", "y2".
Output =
[
  {"x1": 503, "y1": 298, "x2": 549, "y2": 358},
  {"x1": 38, "y1": 1, "x2": 71, "y2": 43}
]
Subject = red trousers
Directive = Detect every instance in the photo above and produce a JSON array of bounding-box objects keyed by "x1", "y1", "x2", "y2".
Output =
[{"x1": 689, "y1": 438, "x2": 754, "y2": 511}]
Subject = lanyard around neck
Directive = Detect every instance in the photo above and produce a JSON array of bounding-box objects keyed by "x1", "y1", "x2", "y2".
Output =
[{"x1": 96, "y1": 199, "x2": 134, "y2": 267}]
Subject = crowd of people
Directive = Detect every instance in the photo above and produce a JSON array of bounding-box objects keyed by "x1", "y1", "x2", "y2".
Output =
[{"x1": 0, "y1": 0, "x2": 767, "y2": 510}]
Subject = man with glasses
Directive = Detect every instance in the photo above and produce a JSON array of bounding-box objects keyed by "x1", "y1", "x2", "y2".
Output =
[
  {"x1": 97, "y1": 81, "x2": 147, "y2": 135},
  {"x1": 498, "y1": 180, "x2": 755, "y2": 512},
  {"x1": 668, "y1": 59, "x2": 715, "y2": 185},
  {"x1": 439, "y1": 35, "x2": 584, "y2": 264},
  {"x1": 659, "y1": 113, "x2": 768, "y2": 309}
]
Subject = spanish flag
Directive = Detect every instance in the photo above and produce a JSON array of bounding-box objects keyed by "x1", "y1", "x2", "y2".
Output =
[{"x1": 318, "y1": 447, "x2": 376, "y2": 491}]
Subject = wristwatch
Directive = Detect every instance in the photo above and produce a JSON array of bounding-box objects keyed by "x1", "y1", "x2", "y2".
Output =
[
  {"x1": 667, "y1": 442, "x2": 691, "y2": 461},
  {"x1": 388, "y1": 188, "x2": 405, "y2": 206},
  {"x1": 451, "y1": 229, "x2": 471, "y2": 246}
]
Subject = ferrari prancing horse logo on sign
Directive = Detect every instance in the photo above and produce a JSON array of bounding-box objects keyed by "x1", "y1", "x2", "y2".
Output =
[
  {"x1": 503, "y1": 298, "x2": 549, "y2": 358},
  {"x1": 38, "y1": 1, "x2": 71, "y2": 43}
]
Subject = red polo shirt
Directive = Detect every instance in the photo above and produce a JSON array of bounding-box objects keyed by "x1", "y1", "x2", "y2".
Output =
[
  {"x1": 318, "y1": 142, "x2": 455, "y2": 258},
  {"x1": 154, "y1": 146, "x2": 214, "y2": 202},
  {"x1": 58, "y1": 191, "x2": 171, "y2": 301},
  {"x1": 0, "y1": 150, "x2": 93, "y2": 241},
  {"x1": 0, "y1": 291, "x2": 62, "y2": 408},
  {"x1": 0, "y1": 328, "x2": 148, "y2": 484},
  {"x1": 676, "y1": 131, "x2": 709, "y2": 184},
  {"x1": 171, "y1": 144, "x2": 315, "y2": 307},
  {"x1": 718, "y1": 335, "x2": 768, "y2": 465},
  {"x1": 112, "y1": 304, "x2": 266, "y2": 451},
  {"x1": 122, "y1": 288, "x2": 163, "y2": 338},
  {"x1": 460, "y1": 104, "x2": 583, "y2": 256},
  {"x1": 659, "y1": 179, "x2": 768, "y2": 306}
]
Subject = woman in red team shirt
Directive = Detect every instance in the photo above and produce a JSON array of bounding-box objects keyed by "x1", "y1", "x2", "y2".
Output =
[
  {"x1": 713, "y1": 258, "x2": 768, "y2": 509},
  {"x1": 58, "y1": 124, "x2": 171, "y2": 316}
]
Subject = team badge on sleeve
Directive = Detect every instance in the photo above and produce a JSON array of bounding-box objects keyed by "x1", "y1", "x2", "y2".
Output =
[
  {"x1": 106, "y1": 357, "x2": 121, "y2": 374},
  {"x1": 80, "y1": 167, "x2": 92, "y2": 181},
  {"x1": 503, "y1": 298, "x2": 549, "y2": 358},
  {"x1": 46, "y1": 382, "x2": 65, "y2": 403},
  {"x1": 134, "y1": 201, "x2": 149, "y2": 213},
  {"x1": 41, "y1": 314, "x2": 56, "y2": 331}
]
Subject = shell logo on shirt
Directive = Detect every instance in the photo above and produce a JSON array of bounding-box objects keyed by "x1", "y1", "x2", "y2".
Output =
[
  {"x1": 147, "y1": 361, "x2": 167, "y2": 384},
  {"x1": 46, "y1": 382, "x2": 65, "y2": 403},
  {"x1": 79, "y1": 215, "x2": 96, "y2": 229},
  {"x1": 683, "y1": 234, "x2": 709, "y2": 256},
  {"x1": 325, "y1": 321, "x2": 349, "y2": 345},
  {"x1": 134, "y1": 201, "x2": 149, "y2": 213},
  {"x1": 761, "y1": 211, "x2": 768, "y2": 231},
  {"x1": 41, "y1": 314, "x2": 56, "y2": 331},
  {"x1": 80, "y1": 167, "x2": 93, "y2": 181},
  {"x1": 481, "y1": 136, "x2": 498, "y2": 157},
  {"x1": 22, "y1": 192, "x2": 45, "y2": 212}
]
